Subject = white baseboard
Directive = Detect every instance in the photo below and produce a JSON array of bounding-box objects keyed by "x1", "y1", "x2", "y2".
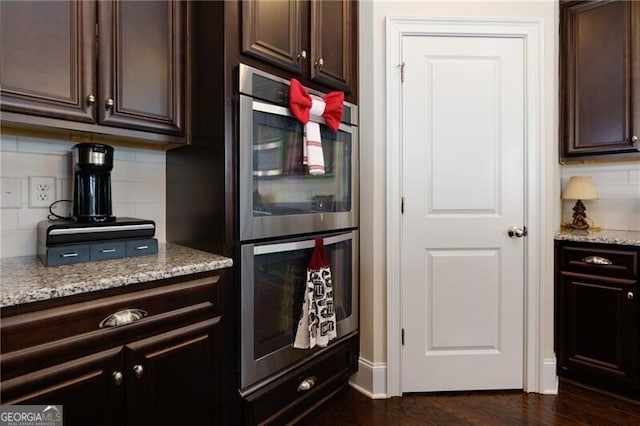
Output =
[
  {"x1": 541, "y1": 357, "x2": 558, "y2": 394},
  {"x1": 348, "y1": 357, "x2": 388, "y2": 399}
]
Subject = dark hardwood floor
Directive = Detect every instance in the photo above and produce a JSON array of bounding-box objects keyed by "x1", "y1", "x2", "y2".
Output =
[{"x1": 297, "y1": 379, "x2": 640, "y2": 425}]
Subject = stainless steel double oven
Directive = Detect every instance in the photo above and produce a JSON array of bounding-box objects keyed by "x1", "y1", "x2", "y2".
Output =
[{"x1": 237, "y1": 65, "x2": 359, "y2": 393}]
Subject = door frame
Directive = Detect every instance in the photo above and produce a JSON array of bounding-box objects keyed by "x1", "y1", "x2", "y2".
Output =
[{"x1": 385, "y1": 17, "x2": 548, "y2": 396}]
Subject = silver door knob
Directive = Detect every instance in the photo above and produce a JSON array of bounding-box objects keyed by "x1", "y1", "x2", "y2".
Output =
[
  {"x1": 507, "y1": 226, "x2": 527, "y2": 238},
  {"x1": 628, "y1": 292, "x2": 634, "y2": 300},
  {"x1": 632, "y1": 135, "x2": 639, "y2": 144},
  {"x1": 105, "y1": 98, "x2": 114, "y2": 109},
  {"x1": 112, "y1": 371, "x2": 123, "y2": 386},
  {"x1": 86, "y1": 94, "x2": 96, "y2": 105},
  {"x1": 133, "y1": 364, "x2": 144, "y2": 379}
]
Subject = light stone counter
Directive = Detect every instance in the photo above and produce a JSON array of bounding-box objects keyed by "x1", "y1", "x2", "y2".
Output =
[
  {"x1": 0, "y1": 243, "x2": 232, "y2": 308},
  {"x1": 555, "y1": 229, "x2": 640, "y2": 247}
]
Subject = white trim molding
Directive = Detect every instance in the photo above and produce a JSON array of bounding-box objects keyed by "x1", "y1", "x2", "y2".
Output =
[
  {"x1": 349, "y1": 357, "x2": 388, "y2": 399},
  {"x1": 386, "y1": 16, "x2": 548, "y2": 397}
]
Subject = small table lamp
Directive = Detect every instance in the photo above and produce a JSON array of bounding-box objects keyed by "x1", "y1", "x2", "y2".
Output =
[{"x1": 562, "y1": 176, "x2": 598, "y2": 230}]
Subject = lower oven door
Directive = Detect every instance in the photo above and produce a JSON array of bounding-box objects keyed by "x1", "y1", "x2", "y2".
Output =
[{"x1": 240, "y1": 230, "x2": 358, "y2": 391}]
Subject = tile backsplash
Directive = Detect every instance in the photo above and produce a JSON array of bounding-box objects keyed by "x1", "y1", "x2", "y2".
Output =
[
  {"x1": 561, "y1": 162, "x2": 640, "y2": 231},
  {"x1": 0, "y1": 133, "x2": 166, "y2": 258}
]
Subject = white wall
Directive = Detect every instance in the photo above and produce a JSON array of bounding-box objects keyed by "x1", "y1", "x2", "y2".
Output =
[
  {"x1": 356, "y1": 0, "x2": 560, "y2": 396},
  {"x1": 0, "y1": 132, "x2": 166, "y2": 258}
]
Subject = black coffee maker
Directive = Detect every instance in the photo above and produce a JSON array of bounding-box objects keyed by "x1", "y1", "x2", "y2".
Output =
[{"x1": 72, "y1": 143, "x2": 116, "y2": 223}]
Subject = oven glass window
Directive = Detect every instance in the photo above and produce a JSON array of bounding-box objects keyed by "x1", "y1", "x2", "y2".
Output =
[
  {"x1": 253, "y1": 238, "x2": 353, "y2": 359},
  {"x1": 252, "y1": 111, "x2": 352, "y2": 216}
]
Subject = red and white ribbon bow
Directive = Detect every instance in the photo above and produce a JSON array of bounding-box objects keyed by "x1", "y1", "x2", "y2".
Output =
[{"x1": 289, "y1": 79, "x2": 344, "y2": 175}]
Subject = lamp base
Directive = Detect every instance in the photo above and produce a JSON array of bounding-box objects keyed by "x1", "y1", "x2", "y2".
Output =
[{"x1": 570, "y1": 199, "x2": 590, "y2": 230}]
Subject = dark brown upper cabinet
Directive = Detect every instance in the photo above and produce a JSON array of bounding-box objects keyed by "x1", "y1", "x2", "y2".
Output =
[
  {"x1": 560, "y1": 0, "x2": 640, "y2": 161},
  {"x1": 242, "y1": 0, "x2": 356, "y2": 96},
  {"x1": 0, "y1": 0, "x2": 188, "y2": 145}
]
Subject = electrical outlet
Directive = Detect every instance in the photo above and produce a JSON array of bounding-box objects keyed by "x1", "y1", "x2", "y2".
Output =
[
  {"x1": 29, "y1": 176, "x2": 56, "y2": 208},
  {"x1": 1, "y1": 178, "x2": 22, "y2": 208}
]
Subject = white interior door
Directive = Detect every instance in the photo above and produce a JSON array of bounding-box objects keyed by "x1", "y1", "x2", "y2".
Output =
[{"x1": 400, "y1": 35, "x2": 526, "y2": 392}]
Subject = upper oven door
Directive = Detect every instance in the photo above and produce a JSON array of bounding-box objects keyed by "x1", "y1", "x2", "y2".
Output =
[{"x1": 239, "y1": 95, "x2": 359, "y2": 242}]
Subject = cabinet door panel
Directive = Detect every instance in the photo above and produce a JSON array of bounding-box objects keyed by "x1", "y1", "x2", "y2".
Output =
[
  {"x1": 0, "y1": 0, "x2": 95, "y2": 123},
  {"x1": 310, "y1": 0, "x2": 353, "y2": 92},
  {"x1": 0, "y1": 348, "x2": 124, "y2": 426},
  {"x1": 561, "y1": 1, "x2": 640, "y2": 158},
  {"x1": 99, "y1": 1, "x2": 185, "y2": 135},
  {"x1": 559, "y1": 272, "x2": 636, "y2": 386},
  {"x1": 125, "y1": 317, "x2": 220, "y2": 426},
  {"x1": 242, "y1": 0, "x2": 304, "y2": 73}
]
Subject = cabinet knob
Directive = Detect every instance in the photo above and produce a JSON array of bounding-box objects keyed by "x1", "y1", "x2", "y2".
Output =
[
  {"x1": 628, "y1": 292, "x2": 634, "y2": 300},
  {"x1": 297, "y1": 50, "x2": 307, "y2": 61},
  {"x1": 133, "y1": 364, "x2": 144, "y2": 379},
  {"x1": 632, "y1": 135, "x2": 639, "y2": 145},
  {"x1": 86, "y1": 94, "x2": 96, "y2": 106},
  {"x1": 315, "y1": 58, "x2": 324, "y2": 69},
  {"x1": 105, "y1": 98, "x2": 114, "y2": 109},
  {"x1": 112, "y1": 371, "x2": 123, "y2": 386},
  {"x1": 297, "y1": 376, "x2": 317, "y2": 392}
]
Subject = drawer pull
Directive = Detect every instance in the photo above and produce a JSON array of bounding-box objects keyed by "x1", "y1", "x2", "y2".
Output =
[
  {"x1": 582, "y1": 256, "x2": 612, "y2": 265},
  {"x1": 60, "y1": 252, "x2": 79, "y2": 258},
  {"x1": 101, "y1": 248, "x2": 117, "y2": 253},
  {"x1": 297, "y1": 376, "x2": 317, "y2": 392},
  {"x1": 99, "y1": 308, "x2": 148, "y2": 328},
  {"x1": 135, "y1": 245, "x2": 149, "y2": 250}
]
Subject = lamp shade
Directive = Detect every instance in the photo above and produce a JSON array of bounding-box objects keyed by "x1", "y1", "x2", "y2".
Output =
[{"x1": 562, "y1": 176, "x2": 598, "y2": 200}]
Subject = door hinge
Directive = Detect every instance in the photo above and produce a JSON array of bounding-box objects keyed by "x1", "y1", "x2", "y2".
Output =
[
  {"x1": 401, "y1": 197, "x2": 405, "y2": 214},
  {"x1": 399, "y1": 62, "x2": 406, "y2": 83},
  {"x1": 401, "y1": 328, "x2": 405, "y2": 346}
]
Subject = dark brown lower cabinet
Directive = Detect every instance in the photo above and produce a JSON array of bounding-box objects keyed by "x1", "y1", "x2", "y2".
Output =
[
  {"x1": 555, "y1": 240, "x2": 639, "y2": 398},
  {"x1": 0, "y1": 271, "x2": 225, "y2": 426},
  {"x1": 242, "y1": 333, "x2": 359, "y2": 425}
]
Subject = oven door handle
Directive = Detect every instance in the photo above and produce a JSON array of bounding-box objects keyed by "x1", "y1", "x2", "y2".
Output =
[{"x1": 253, "y1": 232, "x2": 353, "y2": 255}]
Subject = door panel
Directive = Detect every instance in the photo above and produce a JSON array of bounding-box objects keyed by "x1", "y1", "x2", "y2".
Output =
[
  {"x1": 98, "y1": 1, "x2": 185, "y2": 135},
  {"x1": 401, "y1": 35, "x2": 525, "y2": 392},
  {"x1": 0, "y1": 0, "x2": 95, "y2": 123}
]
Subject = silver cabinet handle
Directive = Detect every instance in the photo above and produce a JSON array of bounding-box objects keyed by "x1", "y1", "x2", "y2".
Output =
[
  {"x1": 628, "y1": 292, "x2": 634, "y2": 300},
  {"x1": 315, "y1": 58, "x2": 324, "y2": 68},
  {"x1": 297, "y1": 376, "x2": 317, "y2": 392},
  {"x1": 582, "y1": 256, "x2": 613, "y2": 265},
  {"x1": 135, "y1": 245, "x2": 149, "y2": 250},
  {"x1": 106, "y1": 98, "x2": 114, "y2": 109},
  {"x1": 507, "y1": 226, "x2": 527, "y2": 238},
  {"x1": 87, "y1": 94, "x2": 96, "y2": 105},
  {"x1": 297, "y1": 50, "x2": 307, "y2": 61},
  {"x1": 60, "y1": 252, "x2": 79, "y2": 258},
  {"x1": 133, "y1": 364, "x2": 144, "y2": 379},
  {"x1": 631, "y1": 135, "x2": 638, "y2": 143},
  {"x1": 99, "y1": 308, "x2": 148, "y2": 328},
  {"x1": 112, "y1": 371, "x2": 123, "y2": 386},
  {"x1": 101, "y1": 248, "x2": 117, "y2": 253}
]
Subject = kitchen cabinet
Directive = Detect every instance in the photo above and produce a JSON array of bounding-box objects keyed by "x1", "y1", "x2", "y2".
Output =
[
  {"x1": 242, "y1": 0, "x2": 357, "y2": 96},
  {"x1": 0, "y1": 0, "x2": 189, "y2": 145},
  {"x1": 559, "y1": 0, "x2": 640, "y2": 160},
  {"x1": 555, "y1": 240, "x2": 639, "y2": 397},
  {"x1": 0, "y1": 272, "x2": 223, "y2": 426}
]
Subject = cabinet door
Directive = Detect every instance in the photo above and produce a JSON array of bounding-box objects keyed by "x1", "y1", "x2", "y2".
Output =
[
  {"x1": 98, "y1": 0, "x2": 186, "y2": 135},
  {"x1": 0, "y1": 0, "x2": 96, "y2": 123},
  {"x1": 560, "y1": 0, "x2": 640, "y2": 158},
  {"x1": 310, "y1": 0, "x2": 354, "y2": 92},
  {"x1": 557, "y1": 272, "x2": 637, "y2": 387},
  {"x1": 242, "y1": 0, "x2": 305, "y2": 73},
  {"x1": 124, "y1": 317, "x2": 220, "y2": 426},
  {"x1": 0, "y1": 348, "x2": 124, "y2": 426}
]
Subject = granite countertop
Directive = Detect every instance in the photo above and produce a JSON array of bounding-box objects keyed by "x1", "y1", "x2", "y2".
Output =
[
  {"x1": 555, "y1": 229, "x2": 640, "y2": 246},
  {"x1": 0, "y1": 243, "x2": 233, "y2": 308}
]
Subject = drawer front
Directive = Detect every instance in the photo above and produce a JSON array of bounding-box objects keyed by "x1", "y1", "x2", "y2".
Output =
[
  {"x1": 559, "y1": 245, "x2": 638, "y2": 278},
  {"x1": 45, "y1": 245, "x2": 91, "y2": 266},
  {"x1": 90, "y1": 241, "x2": 126, "y2": 261},
  {"x1": 243, "y1": 334, "x2": 358, "y2": 425},
  {"x1": 125, "y1": 238, "x2": 158, "y2": 257}
]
